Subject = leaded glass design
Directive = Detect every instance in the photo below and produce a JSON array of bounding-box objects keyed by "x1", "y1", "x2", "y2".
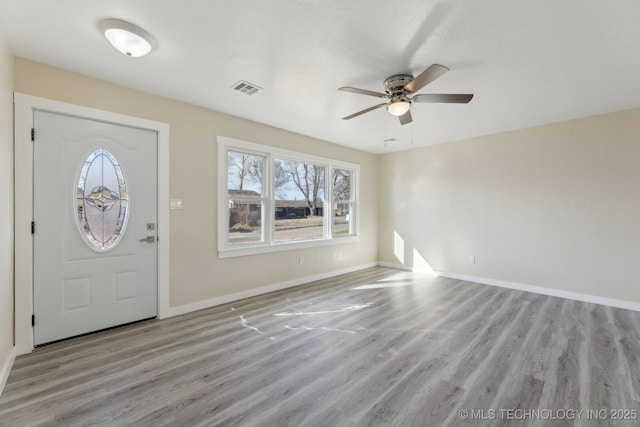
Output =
[{"x1": 76, "y1": 148, "x2": 129, "y2": 251}]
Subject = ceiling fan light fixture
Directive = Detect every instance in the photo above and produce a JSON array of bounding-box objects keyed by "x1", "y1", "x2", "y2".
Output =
[
  {"x1": 387, "y1": 100, "x2": 410, "y2": 116},
  {"x1": 99, "y1": 19, "x2": 155, "y2": 57}
]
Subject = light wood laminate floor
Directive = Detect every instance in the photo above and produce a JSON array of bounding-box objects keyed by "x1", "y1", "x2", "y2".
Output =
[{"x1": 1, "y1": 267, "x2": 639, "y2": 426}]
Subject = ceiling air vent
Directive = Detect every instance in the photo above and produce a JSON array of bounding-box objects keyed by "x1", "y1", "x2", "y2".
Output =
[{"x1": 232, "y1": 80, "x2": 262, "y2": 95}]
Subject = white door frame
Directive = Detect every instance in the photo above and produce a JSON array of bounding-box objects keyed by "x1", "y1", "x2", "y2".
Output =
[{"x1": 14, "y1": 93, "x2": 170, "y2": 355}]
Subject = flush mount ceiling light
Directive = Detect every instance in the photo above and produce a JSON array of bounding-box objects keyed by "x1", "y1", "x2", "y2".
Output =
[{"x1": 99, "y1": 19, "x2": 155, "y2": 57}]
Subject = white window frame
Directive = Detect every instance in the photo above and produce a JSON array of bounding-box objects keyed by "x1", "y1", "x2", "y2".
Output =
[
  {"x1": 225, "y1": 148, "x2": 269, "y2": 245},
  {"x1": 331, "y1": 167, "x2": 357, "y2": 238},
  {"x1": 218, "y1": 136, "x2": 359, "y2": 258}
]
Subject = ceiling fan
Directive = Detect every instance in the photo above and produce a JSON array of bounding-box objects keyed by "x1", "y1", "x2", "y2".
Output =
[{"x1": 339, "y1": 64, "x2": 473, "y2": 125}]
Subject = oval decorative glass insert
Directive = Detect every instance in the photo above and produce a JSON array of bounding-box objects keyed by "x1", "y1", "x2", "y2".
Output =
[{"x1": 76, "y1": 148, "x2": 129, "y2": 251}]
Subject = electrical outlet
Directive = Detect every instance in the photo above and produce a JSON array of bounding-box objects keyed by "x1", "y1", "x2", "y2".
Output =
[
  {"x1": 298, "y1": 256, "x2": 304, "y2": 265},
  {"x1": 468, "y1": 255, "x2": 476, "y2": 264}
]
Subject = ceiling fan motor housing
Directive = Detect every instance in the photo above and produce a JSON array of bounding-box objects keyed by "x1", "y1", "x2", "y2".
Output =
[{"x1": 384, "y1": 74, "x2": 413, "y2": 95}]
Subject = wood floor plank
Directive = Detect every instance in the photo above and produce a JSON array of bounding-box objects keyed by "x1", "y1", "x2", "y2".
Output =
[{"x1": 1, "y1": 267, "x2": 640, "y2": 426}]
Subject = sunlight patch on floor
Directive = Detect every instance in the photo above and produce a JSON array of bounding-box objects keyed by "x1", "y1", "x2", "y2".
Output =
[
  {"x1": 284, "y1": 325, "x2": 356, "y2": 334},
  {"x1": 239, "y1": 315, "x2": 264, "y2": 334},
  {"x1": 351, "y1": 271, "x2": 418, "y2": 290},
  {"x1": 274, "y1": 303, "x2": 373, "y2": 316},
  {"x1": 352, "y1": 280, "x2": 415, "y2": 290}
]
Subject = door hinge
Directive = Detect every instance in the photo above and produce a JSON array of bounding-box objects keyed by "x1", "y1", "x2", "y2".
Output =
[
  {"x1": 32, "y1": 315, "x2": 35, "y2": 326},
  {"x1": 31, "y1": 221, "x2": 35, "y2": 234},
  {"x1": 31, "y1": 128, "x2": 35, "y2": 141}
]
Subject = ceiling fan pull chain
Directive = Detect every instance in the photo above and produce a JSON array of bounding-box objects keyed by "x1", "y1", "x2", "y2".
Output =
[
  {"x1": 384, "y1": 119, "x2": 388, "y2": 147},
  {"x1": 411, "y1": 121, "x2": 414, "y2": 145}
]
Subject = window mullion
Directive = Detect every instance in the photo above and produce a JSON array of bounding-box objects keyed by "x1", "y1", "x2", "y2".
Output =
[
  {"x1": 327, "y1": 165, "x2": 333, "y2": 239},
  {"x1": 223, "y1": 196, "x2": 231, "y2": 249},
  {"x1": 352, "y1": 168, "x2": 358, "y2": 236},
  {"x1": 264, "y1": 153, "x2": 274, "y2": 245},
  {"x1": 219, "y1": 145, "x2": 231, "y2": 251}
]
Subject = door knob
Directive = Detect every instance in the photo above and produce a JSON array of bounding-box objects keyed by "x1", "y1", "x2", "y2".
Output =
[{"x1": 139, "y1": 236, "x2": 156, "y2": 243}]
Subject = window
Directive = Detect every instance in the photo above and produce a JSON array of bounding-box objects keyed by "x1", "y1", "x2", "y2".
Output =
[
  {"x1": 227, "y1": 150, "x2": 265, "y2": 245},
  {"x1": 332, "y1": 168, "x2": 355, "y2": 237},
  {"x1": 274, "y1": 158, "x2": 326, "y2": 242},
  {"x1": 218, "y1": 136, "x2": 359, "y2": 257}
]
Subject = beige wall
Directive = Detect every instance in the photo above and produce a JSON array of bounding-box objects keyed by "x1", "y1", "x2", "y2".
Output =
[
  {"x1": 12, "y1": 55, "x2": 640, "y2": 327},
  {"x1": 0, "y1": 25, "x2": 15, "y2": 379},
  {"x1": 379, "y1": 108, "x2": 640, "y2": 303},
  {"x1": 14, "y1": 58, "x2": 378, "y2": 308}
]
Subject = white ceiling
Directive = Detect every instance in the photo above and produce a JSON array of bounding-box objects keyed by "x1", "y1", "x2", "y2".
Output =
[{"x1": 1, "y1": 0, "x2": 640, "y2": 154}]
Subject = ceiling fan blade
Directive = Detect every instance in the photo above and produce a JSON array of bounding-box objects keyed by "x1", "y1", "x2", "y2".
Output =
[
  {"x1": 338, "y1": 86, "x2": 388, "y2": 99},
  {"x1": 398, "y1": 110, "x2": 413, "y2": 125},
  {"x1": 404, "y1": 64, "x2": 449, "y2": 93},
  {"x1": 413, "y1": 93, "x2": 474, "y2": 103},
  {"x1": 342, "y1": 103, "x2": 387, "y2": 120}
]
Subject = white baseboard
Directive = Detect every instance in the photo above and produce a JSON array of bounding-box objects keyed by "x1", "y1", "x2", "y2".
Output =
[
  {"x1": 436, "y1": 271, "x2": 640, "y2": 312},
  {"x1": 377, "y1": 261, "x2": 413, "y2": 271},
  {"x1": 0, "y1": 346, "x2": 16, "y2": 397},
  {"x1": 168, "y1": 263, "x2": 378, "y2": 317}
]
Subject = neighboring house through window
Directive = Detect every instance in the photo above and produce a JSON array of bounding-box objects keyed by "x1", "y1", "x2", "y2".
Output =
[{"x1": 218, "y1": 136, "x2": 359, "y2": 258}]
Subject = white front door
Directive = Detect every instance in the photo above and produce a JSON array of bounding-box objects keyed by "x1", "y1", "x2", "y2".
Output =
[{"x1": 33, "y1": 110, "x2": 158, "y2": 345}]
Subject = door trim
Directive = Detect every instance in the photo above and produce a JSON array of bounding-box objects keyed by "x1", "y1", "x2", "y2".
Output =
[{"x1": 14, "y1": 93, "x2": 170, "y2": 355}]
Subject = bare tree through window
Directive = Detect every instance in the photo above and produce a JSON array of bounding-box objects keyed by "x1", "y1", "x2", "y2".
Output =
[
  {"x1": 220, "y1": 138, "x2": 359, "y2": 253},
  {"x1": 227, "y1": 151, "x2": 264, "y2": 244},
  {"x1": 333, "y1": 168, "x2": 354, "y2": 236},
  {"x1": 279, "y1": 159, "x2": 325, "y2": 216}
]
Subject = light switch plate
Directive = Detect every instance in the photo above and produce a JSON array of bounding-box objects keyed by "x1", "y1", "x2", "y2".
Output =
[{"x1": 170, "y1": 199, "x2": 183, "y2": 209}]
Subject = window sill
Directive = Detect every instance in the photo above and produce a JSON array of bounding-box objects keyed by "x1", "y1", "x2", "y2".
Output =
[{"x1": 218, "y1": 235, "x2": 359, "y2": 259}]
